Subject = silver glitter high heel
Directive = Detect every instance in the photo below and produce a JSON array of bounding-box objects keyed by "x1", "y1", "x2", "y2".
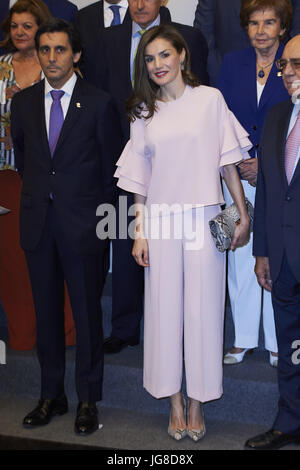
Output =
[
  {"x1": 187, "y1": 402, "x2": 206, "y2": 442},
  {"x1": 168, "y1": 397, "x2": 187, "y2": 441}
]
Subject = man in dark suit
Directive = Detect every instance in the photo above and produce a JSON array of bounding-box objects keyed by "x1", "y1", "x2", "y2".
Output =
[
  {"x1": 194, "y1": 0, "x2": 300, "y2": 86},
  {"x1": 11, "y1": 18, "x2": 122, "y2": 435},
  {"x1": 194, "y1": 0, "x2": 249, "y2": 85},
  {"x1": 74, "y1": 0, "x2": 131, "y2": 52},
  {"x1": 245, "y1": 34, "x2": 300, "y2": 450},
  {"x1": 83, "y1": 0, "x2": 208, "y2": 354}
]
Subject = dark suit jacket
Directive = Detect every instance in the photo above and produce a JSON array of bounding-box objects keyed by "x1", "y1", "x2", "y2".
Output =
[
  {"x1": 74, "y1": 0, "x2": 131, "y2": 52},
  {"x1": 43, "y1": 0, "x2": 78, "y2": 21},
  {"x1": 83, "y1": 14, "x2": 208, "y2": 140},
  {"x1": 11, "y1": 77, "x2": 123, "y2": 255},
  {"x1": 253, "y1": 99, "x2": 300, "y2": 282},
  {"x1": 0, "y1": 0, "x2": 8, "y2": 30},
  {"x1": 0, "y1": 0, "x2": 9, "y2": 52},
  {"x1": 217, "y1": 44, "x2": 290, "y2": 160},
  {"x1": 194, "y1": 0, "x2": 300, "y2": 86},
  {"x1": 194, "y1": 0, "x2": 249, "y2": 85},
  {"x1": 290, "y1": 0, "x2": 300, "y2": 36}
]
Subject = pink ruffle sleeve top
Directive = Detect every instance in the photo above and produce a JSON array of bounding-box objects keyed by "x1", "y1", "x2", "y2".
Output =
[{"x1": 115, "y1": 85, "x2": 252, "y2": 212}]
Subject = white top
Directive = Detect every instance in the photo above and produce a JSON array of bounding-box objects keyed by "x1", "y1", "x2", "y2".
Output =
[
  {"x1": 257, "y1": 81, "x2": 265, "y2": 105},
  {"x1": 115, "y1": 86, "x2": 252, "y2": 215},
  {"x1": 44, "y1": 73, "x2": 77, "y2": 138},
  {"x1": 256, "y1": 81, "x2": 265, "y2": 157},
  {"x1": 103, "y1": 0, "x2": 128, "y2": 28}
]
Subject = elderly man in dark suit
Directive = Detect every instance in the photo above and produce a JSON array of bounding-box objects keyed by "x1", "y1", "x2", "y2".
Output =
[
  {"x1": 245, "y1": 34, "x2": 300, "y2": 450},
  {"x1": 82, "y1": 0, "x2": 208, "y2": 355},
  {"x1": 11, "y1": 18, "x2": 122, "y2": 436},
  {"x1": 74, "y1": 0, "x2": 130, "y2": 52},
  {"x1": 194, "y1": 0, "x2": 300, "y2": 86}
]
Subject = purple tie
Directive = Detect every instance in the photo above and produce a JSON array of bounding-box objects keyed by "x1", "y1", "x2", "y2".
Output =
[
  {"x1": 285, "y1": 111, "x2": 300, "y2": 184},
  {"x1": 49, "y1": 90, "x2": 65, "y2": 156}
]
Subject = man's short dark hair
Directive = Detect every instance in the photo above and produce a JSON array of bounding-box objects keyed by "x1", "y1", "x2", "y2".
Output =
[{"x1": 35, "y1": 17, "x2": 82, "y2": 54}]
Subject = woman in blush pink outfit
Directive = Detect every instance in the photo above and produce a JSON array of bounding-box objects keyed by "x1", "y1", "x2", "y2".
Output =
[{"x1": 115, "y1": 24, "x2": 251, "y2": 442}]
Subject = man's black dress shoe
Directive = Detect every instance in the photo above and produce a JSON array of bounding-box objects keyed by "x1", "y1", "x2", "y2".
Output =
[
  {"x1": 104, "y1": 336, "x2": 139, "y2": 354},
  {"x1": 245, "y1": 429, "x2": 300, "y2": 450},
  {"x1": 74, "y1": 402, "x2": 99, "y2": 435},
  {"x1": 23, "y1": 395, "x2": 68, "y2": 427}
]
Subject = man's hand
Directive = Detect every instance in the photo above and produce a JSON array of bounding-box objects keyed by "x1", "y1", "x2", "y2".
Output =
[
  {"x1": 255, "y1": 256, "x2": 272, "y2": 291},
  {"x1": 238, "y1": 158, "x2": 258, "y2": 186}
]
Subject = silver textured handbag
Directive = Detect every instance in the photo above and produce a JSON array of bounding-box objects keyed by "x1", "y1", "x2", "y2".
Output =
[{"x1": 209, "y1": 198, "x2": 254, "y2": 252}]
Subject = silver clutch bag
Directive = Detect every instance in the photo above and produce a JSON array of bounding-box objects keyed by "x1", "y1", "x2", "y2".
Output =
[{"x1": 209, "y1": 198, "x2": 254, "y2": 252}]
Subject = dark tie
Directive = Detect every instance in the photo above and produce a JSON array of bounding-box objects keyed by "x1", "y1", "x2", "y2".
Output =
[
  {"x1": 285, "y1": 111, "x2": 300, "y2": 184},
  {"x1": 110, "y1": 5, "x2": 121, "y2": 26},
  {"x1": 49, "y1": 90, "x2": 65, "y2": 157}
]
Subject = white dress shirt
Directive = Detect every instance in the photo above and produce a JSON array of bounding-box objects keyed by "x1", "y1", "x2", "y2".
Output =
[
  {"x1": 256, "y1": 81, "x2": 265, "y2": 157},
  {"x1": 44, "y1": 73, "x2": 77, "y2": 138},
  {"x1": 286, "y1": 102, "x2": 300, "y2": 177},
  {"x1": 103, "y1": 0, "x2": 128, "y2": 27}
]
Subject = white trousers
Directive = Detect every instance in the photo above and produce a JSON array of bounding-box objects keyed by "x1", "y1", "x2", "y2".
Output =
[
  {"x1": 222, "y1": 180, "x2": 278, "y2": 352},
  {"x1": 143, "y1": 206, "x2": 226, "y2": 402}
]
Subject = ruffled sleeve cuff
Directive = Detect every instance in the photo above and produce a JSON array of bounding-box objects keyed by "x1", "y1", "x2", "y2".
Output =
[
  {"x1": 219, "y1": 108, "x2": 252, "y2": 174},
  {"x1": 114, "y1": 139, "x2": 151, "y2": 197}
]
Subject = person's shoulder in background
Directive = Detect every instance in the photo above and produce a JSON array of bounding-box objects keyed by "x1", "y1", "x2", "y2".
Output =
[{"x1": 43, "y1": 0, "x2": 78, "y2": 22}]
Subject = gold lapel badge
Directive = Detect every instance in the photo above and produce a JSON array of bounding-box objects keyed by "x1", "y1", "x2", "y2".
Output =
[{"x1": 76, "y1": 102, "x2": 82, "y2": 108}]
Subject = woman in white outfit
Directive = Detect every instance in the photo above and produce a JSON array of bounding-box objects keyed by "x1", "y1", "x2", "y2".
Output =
[{"x1": 115, "y1": 24, "x2": 251, "y2": 441}]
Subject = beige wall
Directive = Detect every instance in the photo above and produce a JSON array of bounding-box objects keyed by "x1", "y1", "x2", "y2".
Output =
[{"x1": 70, "y1": 0, "x2": 198, "y2": 26}]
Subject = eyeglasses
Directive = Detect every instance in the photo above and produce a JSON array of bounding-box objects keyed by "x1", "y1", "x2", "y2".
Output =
[{"x1": 276, "y1": 58, "x2": 300, "y2": 72}]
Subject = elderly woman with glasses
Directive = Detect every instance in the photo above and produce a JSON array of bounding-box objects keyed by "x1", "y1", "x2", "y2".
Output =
[{"x1": 217, "y1": 0, "x2": 292, "y2": 367}]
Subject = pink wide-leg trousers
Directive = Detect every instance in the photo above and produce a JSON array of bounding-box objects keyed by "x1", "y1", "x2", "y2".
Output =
[{"x1": 143, "y1": 205, "x2": 226, "y2": 402}]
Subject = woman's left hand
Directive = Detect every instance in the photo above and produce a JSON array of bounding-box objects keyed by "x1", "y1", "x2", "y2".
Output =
[{"x1": 230, "y1": 217, "x2": 251, "y2": 251}]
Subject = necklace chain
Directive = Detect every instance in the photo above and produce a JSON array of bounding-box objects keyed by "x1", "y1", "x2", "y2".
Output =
[{"x1": 257, "y1": 60, "x2": 274, "y2": 70}]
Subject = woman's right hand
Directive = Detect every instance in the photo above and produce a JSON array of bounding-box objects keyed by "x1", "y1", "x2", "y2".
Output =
[{"x1": 132, "y1": 238, "x2": 150, "y2": 267}]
